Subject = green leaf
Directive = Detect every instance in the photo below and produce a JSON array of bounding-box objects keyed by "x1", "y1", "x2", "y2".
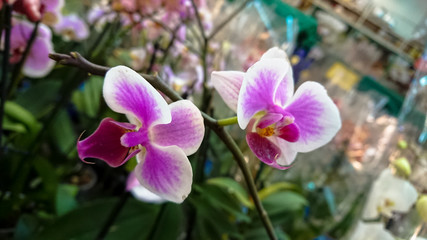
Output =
[
  {"x1": 37, "y1": 198, "x2": 161, "y2": 240},
  {"x1": 244, "y1": 227, "x2": 290, "y2": 240},
  {"x1": 194, "y1": 184, "x2": 250, "y2": 222},
  {"x1": 190, "y1": 196, "x2": 242, "y2": 240},
  {"x1": 149, "y1": 204, "x2": 184, "y2": 240},
  {"x1": 4, "y1": 101, "x2": 41, "y2": 134},
  {"x1": 32, "y1": 157, "x2": 58, "y2": 194},
  {"x1": 72, "y1": 76, "x2": 103, "y2": 118},
  {"x1": 262, "y1": 191, "x2": 307, "y2": 215},
  {"x1": 207, "y1": 177, "x2": 252, "y2": 207},
  {"x1": 258, "y1": 182, "x2": 300, "y2": 201},
  {"x1": 56, "y1": 184, "x2": 79, "y2": 216},
  {"x1": 3, "y1": 116, "x2": 27, "y2": 133},
  {"x1": 15, "y1": 80, "x2": 60, "y2": 118},
  {"x1": 49, "y1": 110, "x2": 76, "y2": 155},
  {"x1": 14, "y1": 214, "x2": 40, "y2": 240}
]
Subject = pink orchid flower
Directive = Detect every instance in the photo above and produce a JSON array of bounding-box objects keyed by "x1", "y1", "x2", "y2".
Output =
[
  {"x1": 77, "y1": 66, "x2": 205, "y2": 203},
  {"x1": 12, "y1": 0, "x2": 63, "y2": 25},
  {"x1": 9, "y1": 20, "x2": 55, "y2": 78},
  {"x1": 54, "y1": 14, "x2": 89, "y2": 41},
  {"x1": 212, "y1": 47, "x2": 341, "y2": 169}
]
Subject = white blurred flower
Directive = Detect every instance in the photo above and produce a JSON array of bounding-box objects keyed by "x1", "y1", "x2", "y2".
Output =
[
  {"x1": 363, "y1": 168, "x2": 418, "y2": 219},
  {"x1": 348, "y1": 221, "x2": 394, "y2": 240}
]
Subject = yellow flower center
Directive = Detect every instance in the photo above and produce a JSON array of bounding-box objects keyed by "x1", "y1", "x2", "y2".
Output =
[{"x1": 257, "y1": 126, "x2": 275, "y2": 137}]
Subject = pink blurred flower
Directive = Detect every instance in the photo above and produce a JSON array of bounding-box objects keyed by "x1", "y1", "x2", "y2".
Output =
[
  {"x1": 54, "y1": 14, "x2": 89, "y2": 41},
  {"x1": 9, "y1": 20, "x2": 54, "y2": 78}
]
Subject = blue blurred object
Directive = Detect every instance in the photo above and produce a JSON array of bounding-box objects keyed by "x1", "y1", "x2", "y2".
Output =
[{"x1": 313, "y1": 235, "x2": 334, "y2": 240}]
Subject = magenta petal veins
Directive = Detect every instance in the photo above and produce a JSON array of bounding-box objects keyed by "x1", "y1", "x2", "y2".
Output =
[
  {"x1": 134, "y1": 145, "x2": 192, "y2": 203},
  {"x1": 103, "y1": 65, "x2": 172, "y2": 127}
]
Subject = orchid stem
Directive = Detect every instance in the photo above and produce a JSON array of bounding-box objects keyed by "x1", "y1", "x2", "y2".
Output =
[
  {"x1": 214, "y1": 127, "x2": 277, "y2": 240},
  {"x1": 49, "y1": 52, "x2": 277, "y2": 240},
  {"x1": 207, "y1": 0, "x2": 252, "y2": 40},
  {"x1": 145, "y1": 204, "x2": 167, "y2": 240},
  {"x1": 96, "y1": 192, "x2": 130, "y2": 240},
  {"x1": 0, "y1": 3, "x2": 12, "y2": 157},
  {"x1": 217, "y1": 116, "x2": 238, "y2": 126},
  {"x1": 190, "y1": 0, "x2": 206, "y2": 40}
]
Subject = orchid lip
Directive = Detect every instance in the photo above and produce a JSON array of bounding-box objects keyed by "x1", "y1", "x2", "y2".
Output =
[{"x1": 121, "y1": 127, "x2": 150, "y2": 148}]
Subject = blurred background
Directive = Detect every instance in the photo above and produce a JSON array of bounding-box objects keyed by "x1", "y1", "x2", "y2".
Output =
[{"x1": 1, "y1": 0, "x2": 427, "y2": 239}]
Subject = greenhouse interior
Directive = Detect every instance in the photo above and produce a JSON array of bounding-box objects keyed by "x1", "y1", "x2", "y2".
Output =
[{"x1": 1, "y1": 0, "x2": 427, "y2": 239}]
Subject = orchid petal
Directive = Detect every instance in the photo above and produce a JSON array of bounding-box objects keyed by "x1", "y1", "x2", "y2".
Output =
[
  {"x1": 54, "y1": 14, "x2": 89, "y2": 41},
  {"x1": 13, "y1": 0, "x2": 41, "y2": 22},
  {"x1": 237, "y1": 58, "x2": 293, "y2": 129},
  {"x1": 246, "y1": 133, "x2": 294, "y2": 170},
  {"x1": 211, "y1": 71, "x2": 244, "y2": 113},
  {"x1": 260, "y1": 47, "x2": 288, "y2": 61},
  {"x1": 277, "y1": 123, "x2": 300, "y2": 142},
  {"x1": 23, "y1": 37, "x2": 55, "y2": 78},
  {"x1": 135, "y1": 145, "x2": 192, "y2": 203},
  {"x1": 257, "y1": 112, "x2": 283, "y2": 129},
  {"x1": 285, "y1": 81, "x2": 341, "y2": 152},
  {"x1": 246, "y1": 133, "x2": 279, "y2": 165},
  {"x1": 126, "y1": 171, "x2": 165, "y2": 203},
  {"x1": 269, "y1": 137, "x2": 297, "y2": 168},
  {"x1": 150, "y1": 100, "x2": 204, "y2": 155},
  {"x1": 103, "y1": 66, "x2": 171, "y2": 127},
  {"x1": 77, "y1": 118, "x2": 139, "y2": 167}
]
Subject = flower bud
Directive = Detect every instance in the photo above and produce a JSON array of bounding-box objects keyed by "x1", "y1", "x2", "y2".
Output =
[
  {"x1": 392, "y1": 157, "x2": 411, "y2": 178},
  {"x1": 416, "y1": 195, "x2": 427, "y2": 222}
]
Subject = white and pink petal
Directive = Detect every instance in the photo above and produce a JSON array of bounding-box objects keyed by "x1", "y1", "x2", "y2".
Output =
[
  {"x1": 150, "y1": 100, "x2": 204, "y2": 156},
  {"x1": 211, "y1": 71, "x2": 244, "y2": 113},
  {"x1": 126, "y1": 171, "x2": 166, "y2": 204},
  {"x1": 237, "y1": 58, "x2": 293, "y2": 129},
  {"x1": 285, "y1": 81, "x2": 341, "y2": 152},
  {"x1": 23, "y1": 37, "x2": 55, "y2": 78},
  {"x1": 134, "y1": 144, "x2": 192, "y2": 203},
  {"x1": 103, "y1": 66, "x2": 171, "y2": 127}
]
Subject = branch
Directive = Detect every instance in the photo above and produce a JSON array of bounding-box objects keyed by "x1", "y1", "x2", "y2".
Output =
[
  {"x1": 49, "y1": 52, "x2": 277, "y2": 240},
  {"x1": 0, "y1": 4, "x2": 12, "y2": 157},
  {"x1": 190, "y1": 0, "x2": 207, "y2": 40},
  {"x1": 208, "y1": 0, "x2": 252, "y2": 40}
]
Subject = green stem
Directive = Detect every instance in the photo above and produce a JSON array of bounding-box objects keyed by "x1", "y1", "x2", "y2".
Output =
[
  {"x1": 145, "y1": 204, "x2": 167, "y2": 240},
  {"x1": 214, "y1": 127, "x2": 277, "y2": 240},
  {"x1": 217, "y1": 116, "x2": 238, "y2": 126},
  {"x1": 96, "y1": 192, "x2": 130, "y2": 240},
  {"x1": 0, "y1": 4, "x2": 12, "y2": 157},
  {"x1": 190, "y1": 0, "x2": 206, "y2": 40}
]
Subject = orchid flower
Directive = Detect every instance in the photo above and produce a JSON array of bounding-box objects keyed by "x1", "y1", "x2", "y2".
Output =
[
  {"x1": 77, "y1": 66, "x2": 204, "y2": 203},
  {"x1": 54, "y1": 14, "x2": 89, "y2": 41},
  {"x1": 9, "y1": 20, "x2": 55, "y2": 78},
  {"x1": 362, "y1": 168, "x2": 418, "y2": 219},
  {"x1": 126, "y1": 171, "x2": 165, "y2": 204},
  {"x1": 212, "y1": 47, "x2": 341, "y2": 169},
  {"x1": 347, "y1": 221, "x2": 394, "y2": 240},
  {"x1": 12, "y1": 0, "x2": 63, "y2": 25}
]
